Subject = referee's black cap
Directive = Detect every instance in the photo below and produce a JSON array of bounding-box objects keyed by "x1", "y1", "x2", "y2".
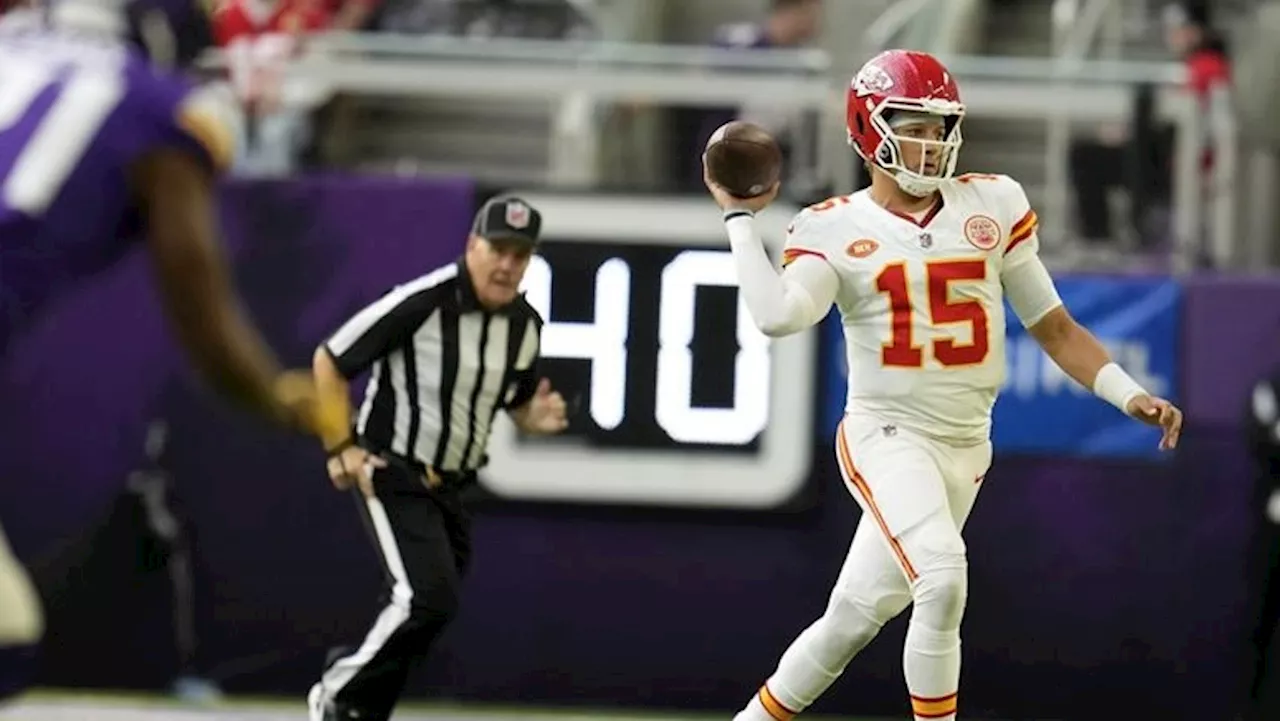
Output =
[
  {"x1": 472, "y1": 196, "x2": 542, "y2": 248},
  {"x1": 1163, "y1": 1, "x2": 1210, "y2": 28}
]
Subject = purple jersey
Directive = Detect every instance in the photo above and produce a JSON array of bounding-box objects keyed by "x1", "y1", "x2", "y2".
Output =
[{"x1": 0, "y1": 22, "x2": 234, "y2": 352}]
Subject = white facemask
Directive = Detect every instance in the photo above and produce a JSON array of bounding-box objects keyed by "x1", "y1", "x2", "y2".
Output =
[{"x1": 867, "y1": 103, "x2": 965, "y2": 196}]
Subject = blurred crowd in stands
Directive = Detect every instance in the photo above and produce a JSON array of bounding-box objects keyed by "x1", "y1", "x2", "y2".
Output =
[
  {"x1": 208, "y1": 0, "x2": 597, "y2": 174},
  {"x1": 1068, "y1": 0, "x2": 1231, "y2": 258},
  {"x1": 0, "y1": 0, "x2": 1239, "y2": 254}
]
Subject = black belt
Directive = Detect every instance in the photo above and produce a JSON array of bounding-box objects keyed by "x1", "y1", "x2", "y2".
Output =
[{"x1": 362, "y1": 443, "x2": 475, "y2": 487}]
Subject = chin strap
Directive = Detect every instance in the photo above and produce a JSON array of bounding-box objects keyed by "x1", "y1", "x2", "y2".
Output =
[{"x1": 893, "y1": 171, "x2": 943, "y2": 198}]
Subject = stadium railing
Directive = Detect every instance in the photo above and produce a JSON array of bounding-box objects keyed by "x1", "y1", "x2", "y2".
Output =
[{"x1": 199, "y1": 29, "x2": 1218, "y2": 271}]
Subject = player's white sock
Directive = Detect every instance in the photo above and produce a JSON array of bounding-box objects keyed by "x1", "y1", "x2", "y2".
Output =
[
  {"x1": 903, "y1": 564, "x2": 965, "y2": 721},
  {"x1": 732, "y1": 684, "x2": 797, "y2": 721},
  {"x1": 733, "y1": 597, "x2": 886, "y2": 720},
  {"x1": 904, "y1": 620, "x2": 960, "y2": 719}
]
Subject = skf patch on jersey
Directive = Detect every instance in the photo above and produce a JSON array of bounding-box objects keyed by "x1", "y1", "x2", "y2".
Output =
[
  {"x1": 963, "y1": 214, "x2": 1000, "y2": 251},
  {"x1": 846, "y1": 238, "x2": 879, "y2": 258}
]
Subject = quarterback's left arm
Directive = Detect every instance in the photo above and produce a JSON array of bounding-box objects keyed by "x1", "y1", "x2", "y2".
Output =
[{"x1": 1002, "y1": 244, "x2": 1183, "y2": 451}]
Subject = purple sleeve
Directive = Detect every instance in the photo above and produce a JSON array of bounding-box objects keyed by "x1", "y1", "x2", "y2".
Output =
[{"x1": 129, "y1": 63, "x2": 237, "y2": 174}]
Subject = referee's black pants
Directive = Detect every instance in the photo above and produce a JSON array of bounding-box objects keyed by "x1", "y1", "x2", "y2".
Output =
[
  {"x1": 1242, "y1": 510, "x2": 1280, "y2": 720},
  {"x1": 313, "y1": 461, "x2": 472, "y2": 721}
]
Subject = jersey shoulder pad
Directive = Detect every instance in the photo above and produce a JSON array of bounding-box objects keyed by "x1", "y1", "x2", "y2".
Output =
[
  {"x1": 131, "y1": 69, "x2": 240, "y2": 173},
  {"x1": 175, "y1": 82, "x2": 241, "y2": 172},
  {"x1": 781, "y1": 194, "x2": 855, "y2": 266},
  {"x1": 953, "y1": 172, "x2": 1037, "y2": 254},
  {"x1": 953, "y1": 172, "x2": 1024, "y2": 213}
]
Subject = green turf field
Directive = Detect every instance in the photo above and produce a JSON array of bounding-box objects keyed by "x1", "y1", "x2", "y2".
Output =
[{"x1": 0, "y1": 689, "x2": 886, "y2": 721}]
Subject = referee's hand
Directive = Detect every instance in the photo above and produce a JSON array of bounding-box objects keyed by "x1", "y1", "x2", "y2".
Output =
[
  {"x1": 327, "y1": 445, "x2": 387, "y2": 498},
  {"x1": 518, "y1": 378, "x2": 570, "y2": 434}
]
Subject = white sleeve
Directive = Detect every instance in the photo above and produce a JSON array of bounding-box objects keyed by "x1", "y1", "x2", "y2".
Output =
[
  {"x1": 724, "y1": 214, "x2": 838, "y2": 337},
  {"x1": 1001, "y1": 250, "x2": 1063, "y2": 328},
  {"x1": 999, "y1": 177, "x2": 1041, "y2": 269}
]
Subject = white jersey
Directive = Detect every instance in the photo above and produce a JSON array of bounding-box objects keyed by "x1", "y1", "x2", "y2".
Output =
[{"x1": 783, "y1": 173, "x2": 1048, "y2": 445}]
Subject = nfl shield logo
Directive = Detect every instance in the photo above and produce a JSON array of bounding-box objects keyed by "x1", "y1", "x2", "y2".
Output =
[
  {"x1": 918, "y1": 232, "x2": 933, "y2": 249},
  {"x1": 505, "y1": 200, "x2": 530, "y2": 229}
]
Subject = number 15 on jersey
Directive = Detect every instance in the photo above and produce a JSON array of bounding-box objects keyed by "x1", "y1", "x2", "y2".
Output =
[{"x1": 876, "y1": 259, "x2": 991, "y2": 368}]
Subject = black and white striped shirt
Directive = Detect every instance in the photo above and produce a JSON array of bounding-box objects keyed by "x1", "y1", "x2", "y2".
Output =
[{"x1": 323, "y1": 258, "x2": 543, "y2": 474}]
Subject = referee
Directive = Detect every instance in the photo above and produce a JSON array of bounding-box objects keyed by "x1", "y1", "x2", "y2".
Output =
[
  {"x1": 1242, "y1": 371, "x2": 1280, "y2": 720},
  {"x1": 306, "y1": 196, "x2": 568, "y2": 721}
]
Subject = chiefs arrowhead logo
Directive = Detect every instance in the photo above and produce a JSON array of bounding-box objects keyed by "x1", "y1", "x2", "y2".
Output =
[
  {"x1": 852, "y1": 64, "x2": 894, "y2": 98},
  {"x1": 847, "y1": 239, "x2": 880, "y2": 258}
]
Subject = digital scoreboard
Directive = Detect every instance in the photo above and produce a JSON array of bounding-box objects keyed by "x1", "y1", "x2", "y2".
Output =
[{"x1": 479, "y1": 194, "x2": 818, "y2": 509}]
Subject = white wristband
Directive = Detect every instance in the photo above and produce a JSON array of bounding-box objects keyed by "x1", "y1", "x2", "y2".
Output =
[{"x1": 1092, "y1": 362, "x2": 1148, "y2": 414}]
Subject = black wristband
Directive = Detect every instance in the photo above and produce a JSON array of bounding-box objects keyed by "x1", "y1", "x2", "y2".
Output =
[{"x1": 723, "y1": 210, "x2": 754, "y2": 222}]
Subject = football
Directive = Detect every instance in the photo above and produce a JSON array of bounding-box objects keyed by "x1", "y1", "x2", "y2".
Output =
[{"x1": 703, "y1": 121, "x2": 783, "y2": 199}]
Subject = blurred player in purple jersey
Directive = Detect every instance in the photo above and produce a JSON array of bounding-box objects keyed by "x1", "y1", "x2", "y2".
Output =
[{"x1": 0, "y1": 0, "x2": 350, "y2": 701}]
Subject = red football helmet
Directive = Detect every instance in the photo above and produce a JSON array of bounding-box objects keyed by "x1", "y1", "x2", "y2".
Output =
[{"x1": 846, "y1": 49, "x2": 965, "y2": 197}]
